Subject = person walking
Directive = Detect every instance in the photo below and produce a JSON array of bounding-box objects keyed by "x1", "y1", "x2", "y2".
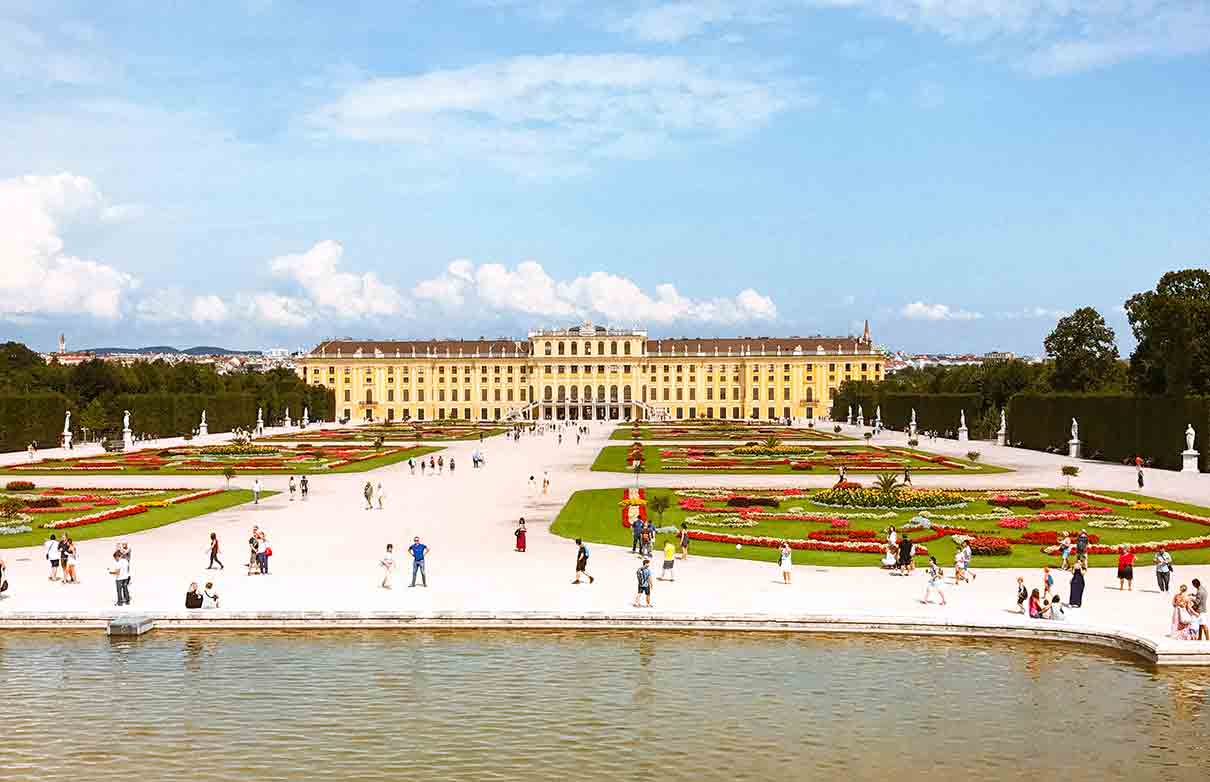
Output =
[
  {"x1": 962, "y1": 540, "x2": 976, "y2": 582},
  {"x1": 921, "y1": 557, "x2": 946, "y2": 605},
  {"x1": 1117, "y1": 545, "x2": 1135, "y2": 591},
  {"x1": 679, "y1": 523, "x2": 690, "y2": 560},
  {"x1": 300, "y1": 475, "x2": 309, "y2": 499},
  {"x1": 778, "y1": 541, "x2": 793, "y2": 584},
  {"x1": 409, "y1": 458, "x2": 416, "y2": 475},
  {"x1": 1075, "y1": 529, "x2": 1089, "y2": 568},
  {"x1": 64, "y1": 540, "x2": 79, "y2": 584},
  {"x1": 1042, "y1": 566, "x2": 1054, "y2": 599},
  {"x1": 45, "y1": 534, "x2": 61, "y2": 581},
  {"x1": 514, "y1": 518, "x2": 527, "y2": 552},
  {"x1": 252, "y1": 478, "x2": 261, "y2": 505},
  {"x1": 572, "y1": 538, "x2": 594, "y2": 584},
  {"x1": 659, "y1": 537, "x2": 676, "y2": 582},
  {"x1": 207, "y1": 532, "x2": 223, "y2": 570},
  {"x1": 449, "y1": 457, "x2": 455, "y2": 473},
  {"x1": 631, "y1": 515, "x2": 643, "y2": 554},
  {"x1": 376, "y1": 482, "x2": 386, "y2": 510},
  {"x1": 380, "y1": 544, "x2": 398, "y2": 589},
  {"x1": 902, "y1": 464, "x2": 912, "y2": 486},
  {"x1": 1154, "y1": 548, "x2": 1173, "y2": 593},
  {"x1": 288, "y1": 476, "x2": 296, "y2": 501},
  {"x1": 363, "y1": 481, "x2": 374, "y2": 510},
  {"x1": 110, "y1": 551, "x2": 131, "y2": 606},
  {"x1": 542, "y1": 471, "x2": 550, "y2": 495},
  {"x1": 408, "y1": 536, "x2": 428, "y2": 587},
  {"x1": 1059, "y1": 532, "x2": 1072, "y2": 571},
  {"x1": 634, "y1": 558, "x2": 653, "y2": 608}
]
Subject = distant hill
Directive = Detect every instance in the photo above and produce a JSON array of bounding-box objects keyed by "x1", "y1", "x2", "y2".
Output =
[{"x1": 86, "y1": 346, "x2": 262, "y2": 356}]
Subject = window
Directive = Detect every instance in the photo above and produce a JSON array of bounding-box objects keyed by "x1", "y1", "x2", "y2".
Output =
[
  {"x1": 689, "y1": 388, "x2": 696, "y2": 400},
  {"x1": 481, "y1": 389, "x2": 488, "y2": 402},
  {"x1": 611, "y1": 342, "x2": 618, "y2": 355},
  {"x1": 663, "y1": 388, "x2": 670, "y2": 401},
  {"x1": 707, "y1": 388, "x2": 713, "y2": 400},
  {"x1": 494, "y1": 389, "x2": 501, "y2": 401},
  {"x1": 418, "y1": 390, "x2": 425, "y2": 402},
  {"x1": 585, "y1": 342, "x2": 592, "y2": 356},
  {"x1": 598, "y1": 341, "x2": 605, "y2": 355},
  {"x1": 438, "y1": 390, "x2": 445, "y2": 401},
  {"x1": 402, "y1": 390, "x2": 410, "y2": 402},
  {"x1": 676, "y1": 388, "x2": 683, "y2": 401},
  {"x1": 387, "y1": 389, "x2": 395, "y2": 402},
  {"x1": 783, "y1": 387, "x2": 790, "y2": 400},
  {"x1": 752, "y1": 387, "x2": 759, "y2": 399},
  {"x1": 365, "y1": 390, "x2": 373, "y2": 404},
  {"x1": 623, "y1": 342, "x2": 631, "y2": 355},
  {"x1": 507, "y1": 389, "x2": 514, "y2": 401},
  {"x1": 570, "y1": 342, "x2": 578, "y2": 355},
  {"x1": 344, "y1": 390, "x2": 351, "y2": 402},
  {"x1": 558, "y1": 342, "x2": 565, "y2": 356}
]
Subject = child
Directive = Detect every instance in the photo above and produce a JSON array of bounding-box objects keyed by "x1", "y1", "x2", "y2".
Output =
[
  {"x1": 379, "y1": 544, "x2": 397, "y2": 589},
  {"x1": 1042, "y1": 566, "x2": 1054, "y2": 598},
  {"x1": 1016, "y1": 576, "x2": 1028, "y2": 613},
  {"x1": 922, "y1": 557, "x2": 946, "y2": 606}
]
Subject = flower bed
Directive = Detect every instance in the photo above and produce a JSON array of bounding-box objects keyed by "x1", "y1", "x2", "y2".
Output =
[
  {"x1": 42, "y1": 504, "x2": 148, "y2": 530},
  {"x1": 811, "y1": 487, "x2": 967, "y2": 510}
]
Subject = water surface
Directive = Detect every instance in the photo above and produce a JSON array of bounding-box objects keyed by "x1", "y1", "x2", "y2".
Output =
[{"x1": 2, "y1": 631, "x2": 1208, "y2": 781}]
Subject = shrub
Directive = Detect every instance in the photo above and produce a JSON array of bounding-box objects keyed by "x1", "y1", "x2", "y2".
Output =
[
  {"x1": 965, "y1": 536, "x2": 1012, "y2": 555},
  {"x1": 966, "y1": 451, "x2": 981, "y2": 462},
  {"x1": 989, "y1": 497, "x2": 1045, "y2": 510},
  {"x1": 5, "y1": 480, "x2": 34, "y2": 491},
  {"x1": 833, "y1": 425, "x2": 842, "y2": 433},
  {"x1": 24, "y1": 497, "x2": 61, "y2": 508},
  {"x1": 0, "y1": 497, "x2": 27, "y2": 518}
]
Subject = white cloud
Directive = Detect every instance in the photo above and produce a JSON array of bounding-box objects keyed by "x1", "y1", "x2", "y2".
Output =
[
  {"x1": 307, "y1": 54, "x2": 804, "y2": 173},
  {"x1": 0, "y1": 172, "x2": 138, "y2": 320},
  {"x1": 269, "y1": 240, "x2": 407, "y2": 318},
  {"x1": 415, "y1": 260, "x2": 777, "y2": 324},
  {"x1": 190, "y1": 294, "x2": 230, "y2": 324},
  {"x1": 900, "y1": 301, "x2": 983, "y2": 321},
  {"x1": 240, "y1": 293, "x2": 312, "y2": 328},
  {"x1": 583, "y1": 1, "x2": 1210, "y2": 74}
]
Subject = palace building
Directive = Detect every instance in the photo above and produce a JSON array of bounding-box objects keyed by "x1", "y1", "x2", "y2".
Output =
[{"x1": 297, "y1": 322, "x2": 881, "y2": 423}]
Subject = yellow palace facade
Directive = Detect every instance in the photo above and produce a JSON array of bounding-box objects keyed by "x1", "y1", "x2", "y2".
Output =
[{"x1": 297, "y1": 322, "x2": 882, "y2": 423}]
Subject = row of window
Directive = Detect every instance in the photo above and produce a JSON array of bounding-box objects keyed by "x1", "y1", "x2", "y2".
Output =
[
  {"x1": 344, "y1": 389, "x2": 530, "y2": 403},
  {"x1": 543, "y1": 340, "x2": 632, "y2": 356}
]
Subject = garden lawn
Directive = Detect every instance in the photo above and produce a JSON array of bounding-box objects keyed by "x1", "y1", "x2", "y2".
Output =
[
  {"x1": 0, "y1": 489, "x2": 268, "y2": 549},
  {"x1": 551, "y1": 487, "x2": 1210, "y2": 568},
  {"x1": 592, "y1": 445, "x2": 1007, "y2": 475},
  {"x1": 259, "y1": 424, "x2": 506, "y2": 443}
]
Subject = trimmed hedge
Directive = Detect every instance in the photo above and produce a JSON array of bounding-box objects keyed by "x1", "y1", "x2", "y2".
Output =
[
  {"x1": 1006, "y1": 393, "x2": 1209, "y2": 471},
  {"x1": 831, "y1": 389, "x2": 980, "y2": 436},
  {"x1": 0, "y1": 392, "x2": 71, "y2": 453}
]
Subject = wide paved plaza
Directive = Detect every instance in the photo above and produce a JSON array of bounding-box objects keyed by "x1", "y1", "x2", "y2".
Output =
[{"x1": 2, "y1": 423, "x2": 1208, "y2": 663}]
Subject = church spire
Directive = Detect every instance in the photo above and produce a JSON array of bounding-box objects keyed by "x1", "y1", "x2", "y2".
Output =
[{"x1": 861, "y1": 319, "x2": 871, "y2": 344}]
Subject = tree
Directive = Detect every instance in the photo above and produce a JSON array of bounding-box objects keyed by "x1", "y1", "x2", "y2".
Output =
[
  {"x1": 647, "y1": 493, "x2": 671, "y2": 524},
  {"x1": 1125, "y1": 269, "x2": 1210, "y2": 396},
  {"x1": 1043, "y1": 307, "x2": 1120, "y2": 392}
]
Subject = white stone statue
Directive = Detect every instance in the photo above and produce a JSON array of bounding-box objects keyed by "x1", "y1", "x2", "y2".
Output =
[
  {"x1": 1187, "y1": 424, "x2": 1196, "y2": 452},
  {"x1": 200, "y1": 409, "x2": 207, "y2": 427},
  {"x1": 63, "y1": 410, "x2": 72, "y2": 435},
  {"x1": 1071, "y1": 418, "x2": 1079, "y2": 441},
  {"x1": 257, "y1": 407, "x2": 264, "y2": 424},
  {"x1": 876, "y1": 405, "x2": 881, "y2": 421},
  {"x1": 960, "y1": 409, "x2": 966, "y2": 428},
  {"x1": 847, "y1": 404, "x2": 853, "y2": 422},
  {"x1": 302, "y1": 406, "x2": 310, "y2": 426},
  {"x1": 910, "y1": 408, "x2": 917, "y2": 426},
  {"x1": 857, "y1": 404, "x2": 863, "y2": 419},
  {"x1": 122, "y1": 410, "x2": 130, "y2": 431},
  {"x1": 999, "y1": 409, "x2": 1006, "y2": 433}
]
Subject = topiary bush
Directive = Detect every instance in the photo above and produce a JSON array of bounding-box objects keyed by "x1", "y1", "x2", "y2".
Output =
[{"x1": 5, "y1": 480, "x2": 34, "y2": 491}]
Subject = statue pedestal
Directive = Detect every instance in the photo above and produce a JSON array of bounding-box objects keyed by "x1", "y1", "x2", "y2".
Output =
[
  {"x1": 256, "y1": 423, "x2": 264, "y2": 437},
  {"x1": 62, "y1": 432, "x2": 72, "y2": 449},
  {"x1": 958, "y1": 426, "x2": 969, "y2": 442},
  {"x1": 1182, "y1": 449, "x2": 1201, "y2": 474},
  {"x1": 1068, "y1": 439, "x2": 1081, "y2": 459},
  {"x1": 198, "y1": 424, "x2": 209, "y2": 437},
  {"x1": 996, "y1": 431, "x2": 1006, "y2": 447},
  {"x1": 284, "y1": 416, "x2": 292, "y2": 429},
  {"x1": 302, "y1": 417, "x2": 309, "y2": 429},
  {"x1": 122, "y1": 429, "x2": 133, "y2": 449},
  {"x1": 908, "y1": 424, "x2": 917, "y2": 439},
  {"x1": 856, "y1": 416, "x2": 864, "y2": 429}
]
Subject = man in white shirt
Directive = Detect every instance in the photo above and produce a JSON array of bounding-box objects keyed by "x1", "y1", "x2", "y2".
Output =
[
  {"x1": 252, "y1": 479, "x2": 261, "y2": 505},
  {"x1": 109, "y1": 552, "x2": 131, "y2": 606},
  {"x1": 45, "y1": 534, "x2": 61, "y2": 581}
]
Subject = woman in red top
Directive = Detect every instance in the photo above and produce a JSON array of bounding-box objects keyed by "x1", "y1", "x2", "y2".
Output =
[
  {"x1": 1117, "y1": 545, "x2": 1135, "y2": 591},
  {"x1": 514, "y1": 518, "x2": 527, "y2": 552}
]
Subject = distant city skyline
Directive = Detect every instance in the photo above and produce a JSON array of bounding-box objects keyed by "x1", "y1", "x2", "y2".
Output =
[{"x1": 2, "y1": 2, "x2": 1206, "y2": 353}]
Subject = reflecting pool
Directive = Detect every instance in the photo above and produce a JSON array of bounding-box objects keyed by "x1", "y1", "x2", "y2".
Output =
[{"x1": 2, "y1": 631, "x2": 1208, "y2": 781}]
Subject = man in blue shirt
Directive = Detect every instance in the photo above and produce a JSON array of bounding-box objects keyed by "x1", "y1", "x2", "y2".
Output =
[
  {"x1": 408, "y1": 536, "x2": 429, "y2": 587},
  {"x1": 634, "y1": 558, "x2": 652, "y2": 608}
]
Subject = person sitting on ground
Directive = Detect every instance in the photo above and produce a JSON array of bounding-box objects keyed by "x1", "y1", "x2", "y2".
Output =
[
  {"x1": 1027, "y1": 588, "x2": 1046, "y2": 619},
  {"x1": 185, "y1": 582, "x2": 203, "y2": 609},
  {"x1": 202, "y1": 582, "x2": 220, "y2": 608},
  {"x1": 1048, "y1": 595, "x2": 1067, "y2": 621}
]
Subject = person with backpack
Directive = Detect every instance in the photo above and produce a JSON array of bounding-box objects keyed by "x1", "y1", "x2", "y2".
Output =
[{"x1": 572, "y1": 539, "x2": 594, "y2": 584}]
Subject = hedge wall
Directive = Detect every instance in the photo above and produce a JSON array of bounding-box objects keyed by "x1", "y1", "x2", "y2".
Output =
[
  {"x1": 109, "y1": 388, "x2": 335, "y2": 437},
  {"x1": 0, "y1": 393, "x2": 72, "y2": 453},
  {"x1": 880, "y1": 393, "x2": 982, "y2": 436},
  {"x1": 1006, "y1": 394, "x2": 1209, "y2": 471}
]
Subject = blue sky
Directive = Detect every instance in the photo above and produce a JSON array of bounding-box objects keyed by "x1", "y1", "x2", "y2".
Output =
[{"x1": 2, "y1": 0, "x2": 1207, "y2": 353}]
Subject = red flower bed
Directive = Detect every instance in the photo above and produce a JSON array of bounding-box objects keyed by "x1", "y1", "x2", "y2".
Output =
[
  {"x1": 996, "y1": 517, "x2": 1030, "y2": 529},
  {"x1": 965, "y1": 536, "x2": 1012, "y2": 555},
  {"x1": 989, "y1": 497, "x2": 1045, "y2": 510},
  {"x1": 6, "y1": 480, "x2": 34, "y2": 490},
  {"x1": 42, "y1": 504, "x2": 148, "y2": 530},
  {"x1": 1157, "y1": 509, "x2": 1210, "y2": 528},
  {"x1": 807, "y1": 529, "x2": 879, "y2": 541},
  {"x1": 1019, "y1": 530, "x2": 1101, "y2": 545}
]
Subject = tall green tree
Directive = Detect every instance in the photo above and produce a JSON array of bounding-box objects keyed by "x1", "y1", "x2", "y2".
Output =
[
  {"x1": 1043, "y1": 307, "x2": 1120, "y2": 392},
  {"x1": 1125, "y1": 269, "x2": 1210, "y2": 396}
]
